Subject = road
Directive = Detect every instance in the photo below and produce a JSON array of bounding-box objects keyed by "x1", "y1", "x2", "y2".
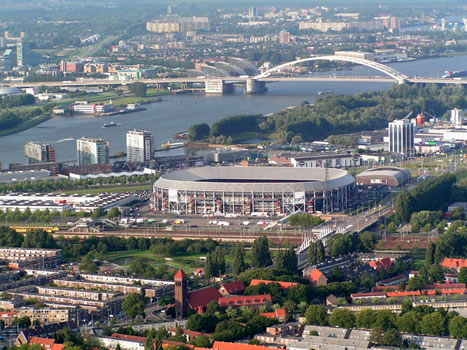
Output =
[{"x1": 4, "y1": 76, "x2": 466, "y2": 88}]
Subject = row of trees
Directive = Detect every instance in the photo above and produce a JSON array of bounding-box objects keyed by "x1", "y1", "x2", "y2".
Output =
[
  {"x1": 0, "y1": 174, "x2": 153, "y2": 193},
  {"x1": 261, "y1": 84, "x2": 466, "y2": 144},
  {"x1": 306, "y1": 303, "x2": 466, "y2": 341},
  {"x1": 0, "y1": 227, "x2": 57, "y2": 249},
  {"x1": 0, "y1": 94, "x2": 35, "y2": 108},
  {"x1": 288, "y1": 213, "x2": 323, "y2": 228},
  {"x1": 395, "y1": 172, "x2": 463, "y2": 224},
  {"x1": 188, "y1": 115, "x2": 262, "y2": 142},
  {"x1": 0, "y1": 108, "x2": 43, "y2": 131}
]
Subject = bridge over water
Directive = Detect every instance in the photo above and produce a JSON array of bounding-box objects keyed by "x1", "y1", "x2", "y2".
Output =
[{"x1": 6, "y1": 54, "x2": 467, "y2": 94}]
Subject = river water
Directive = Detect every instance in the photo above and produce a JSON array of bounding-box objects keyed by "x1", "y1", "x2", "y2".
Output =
[{"x1": 0, "y1": 55, "x2": 466, "y2": 166}]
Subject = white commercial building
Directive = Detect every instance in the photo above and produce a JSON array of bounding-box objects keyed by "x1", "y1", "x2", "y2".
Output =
[
  {"x1": 77, "y1": 138, "x2": 110, "y2": 166},
  {"x1": 388, "y1": 119, "x2": 415, "y2": 158},
  {"x1": 72, "y1": 102, "x2": 114, "y2": 114},
  {"x1": 126, "y1": 130, "x2": 154, "y2": 163}
]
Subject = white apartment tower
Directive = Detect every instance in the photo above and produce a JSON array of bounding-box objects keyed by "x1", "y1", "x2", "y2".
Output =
[
  {"x1": 388, "y1": 119, "x2": 414, "y2": 158},
  {"x1": 77, "y1": 138, "x2": 110, "y2": 166},
  {"x1": 126, "y1": 130, "x2": 154, "y2": 163},
  {"x1": 451, "y1": 108, "x2": 464, "y2": 127}
]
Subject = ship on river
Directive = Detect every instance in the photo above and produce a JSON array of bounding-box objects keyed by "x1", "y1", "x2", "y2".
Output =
[{"x1": 442, "y1": 70, "x2": 467, "y2": 79}]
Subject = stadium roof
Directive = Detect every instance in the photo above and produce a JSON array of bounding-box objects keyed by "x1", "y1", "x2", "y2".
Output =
[{"x1": 155, "y1": 166, "x2": 354, "y2": 193}]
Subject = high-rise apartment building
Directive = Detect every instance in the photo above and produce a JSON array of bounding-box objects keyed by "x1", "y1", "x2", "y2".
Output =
[
  {"x1": 77, "y1": 138, "x2": 109, "y2": 166},
  {"x1": 126, "y1": 130, "x2": 154, "y2": 163},
  {"x1": 24, "y1": 142, "x2": 56, "y2": 164},
  {"x1": 388, "y1": 119, "x2": 414, "y2": 158},
  {"x1": 248, "y1": 7, "x2": 257, "y2": 19},
  {"x1": 146, "y1": 17, "x2": 209, "y2": 33},
  {"x1": 279, "y1": 29, "x2": 291, "y2": 44}
]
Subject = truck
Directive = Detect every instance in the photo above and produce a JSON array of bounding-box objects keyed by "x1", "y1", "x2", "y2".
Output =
[
  {"x1": 217, "y1": 221, "x2": 230, "y2": 226},
  {"x1": 174, "y1": 219, "x2": 185, "y2": 224}
]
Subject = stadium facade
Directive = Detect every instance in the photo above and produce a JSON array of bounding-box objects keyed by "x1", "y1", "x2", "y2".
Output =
[{"x1": 153, "y1": 167, "x2": 355, "y2": 216}]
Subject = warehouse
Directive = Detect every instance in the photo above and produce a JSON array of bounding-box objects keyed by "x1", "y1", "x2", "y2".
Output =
[{"x1": 153, "y1": 166, "x2": 355, "y2": 216}]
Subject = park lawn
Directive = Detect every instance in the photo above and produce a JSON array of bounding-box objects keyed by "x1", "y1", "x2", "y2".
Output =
[
  {"x1": 104, "y1": 250, "x2": 209, "y2": 273},
  {"x1": 63, "y1": 184, "x2": 151, "y2": 195},
  {"x1": 104, "y1": 248, "x2": 243, "y2": 274},
  {"x1": 0, "y1": 114, "x2": 51, "y2": 137}
]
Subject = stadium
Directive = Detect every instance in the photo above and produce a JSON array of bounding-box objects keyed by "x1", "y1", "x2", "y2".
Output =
[{"x1": 153, "y1": 167, "x2": 355, "y2": 216}]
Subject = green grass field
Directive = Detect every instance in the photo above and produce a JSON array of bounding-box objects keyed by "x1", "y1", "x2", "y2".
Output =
[
  {"x1": 104, "y1": 248, "x2": 248, "y2": 274},
  {"x1": 0, "y1": 114, "x2": 51, "y2": 137}
]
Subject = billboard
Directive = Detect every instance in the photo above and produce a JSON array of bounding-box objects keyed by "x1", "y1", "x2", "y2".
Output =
[
  {"x1": 294, "y1": 191, "x2": 305, "y2": 204},
  {"x1": 169, "y1": 189, "x2": 178, "y2": 202}
]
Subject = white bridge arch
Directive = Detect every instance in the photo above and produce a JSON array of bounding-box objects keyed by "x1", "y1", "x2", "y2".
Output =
[{"x1": 256, "y1": 55, "x2": 409, "y2": 84}]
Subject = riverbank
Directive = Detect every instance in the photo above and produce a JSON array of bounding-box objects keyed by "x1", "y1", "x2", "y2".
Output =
[{"x1": 0, "y1": 113, "x2": 51, "y2": 137}]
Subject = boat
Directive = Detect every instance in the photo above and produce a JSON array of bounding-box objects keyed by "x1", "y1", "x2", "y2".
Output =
[
  {"x1": 442, "y1": 70, "x2": 467, "y2": 79},
  {"x1": 174, "y1": 131, "x2": 188, "y2": 139},
  {"x1": 102, "y1": 122, "x2": 118, "y2": 128},
  {"x1": 162, "y1": 141, "x2": 184, "y2": 149},
  {"x1": 317, "y1": 91, "x2": 334, "y2": 96}
]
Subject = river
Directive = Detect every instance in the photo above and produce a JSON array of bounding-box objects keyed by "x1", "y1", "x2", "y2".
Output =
[{"x1": 0, "y1": 55, "x2": 466, "y2": 166}]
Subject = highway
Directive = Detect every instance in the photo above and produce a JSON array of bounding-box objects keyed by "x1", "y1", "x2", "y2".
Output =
[{"x1": 4, "y1": 76, "x2": 466, "y2": 88}]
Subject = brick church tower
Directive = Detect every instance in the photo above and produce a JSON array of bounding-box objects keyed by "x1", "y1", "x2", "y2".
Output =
[{"x1": 174, "y1": 268, "x2": 187, "y2": 319}]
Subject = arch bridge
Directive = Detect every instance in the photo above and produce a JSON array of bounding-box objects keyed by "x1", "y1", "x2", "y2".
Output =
[{"x1": 254, "y1": 55, "x2": 409, "y2": 87}]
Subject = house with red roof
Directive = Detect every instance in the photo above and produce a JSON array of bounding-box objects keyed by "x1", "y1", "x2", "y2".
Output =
[
  {"x1": 0, "y1": 311, "x2": 17, "y2": 327},
  {"x1": 193, "y1": 268, "x2": 205, "y2": 277},
  {"x1": 218, "y1": 280, "x2": 246, "y2": 296},
  {"x1": 29, "y1": 337, "x2": 64, "y2": 350},
  {"x1": 260, "y1": 308, "x2": 287, "y2": 322},
  {"x1": 440, "y1": 258, "x2": 467, "y2": 272},
  {"x1": 212, "y1": 341, "x2": 278, "y2": 350},
  {"x1": 249, "y1": 279, "x2": 298, "y2": 289},
  {"x1": 369, "y1": 257, "x2": 393, "y2": 271},
  {"x1": 167, "y1": 328, "x2": 210, "y2": 342},
  {"x1": 188, "y1": 286, "x2": 222, "y2": 313},
  {"x1": 307, "y1": 268, "x2": 328, "y2": 286},
  {"x1": 218, "y1": 294, "x2": 272, "y2": 309}
]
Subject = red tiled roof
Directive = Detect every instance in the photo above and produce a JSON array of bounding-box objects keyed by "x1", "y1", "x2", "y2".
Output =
[
  {"x1": 188, "y1": 286, "x2": 222, "y2": 309},
  {"x1": 218, "y1": 294, "x2": 272, "y2": 307},
  {"x1": 29, "y1": 337, "x2": 55, "y2": 346},
  {"x1": 309, "y1": 268, "x2": 324, "y2": 283},
  {"x1": 111, "y1": 333, "x2": 146, "y2": 343},
  {"x1": 387, "y1": 291, "x2": 421, "y2": 297},
  {"x1": 250, "y1": 279, "x2": 298, "y2": 289},
  {"x1": 424, "y1": 283, "x2": 466, "y2": 290},
  {"x1": 440, "y1": 288, "x2": 466, "y2": 294},
  {"x1": 52, "y1": 345, "x2": 64, "y2": 350},
  {"x1": 0, "y1": 311, "x2": 17, "y2": 317},
  {"x1": 174, "y1": 269, "x2": 187, "y2": 280},
  {"x1": 370, "y1": 257, "x2": 393, "y2": 271},
  {"x1": 260, "y1": 308, "x2": 287, "y2": 319},
  {"x1": 162, "y1": 340, "x2": 194, "y2": 350},
  {"x1": 194, "y1": 268, "x2": 204, "y2": 274},
  {"x1": 212, "y1": 341, "x2": 273, "y2": 350},
  {"x1": 351, "y1": 292, "x2": 386, "y2": 298},
  {"x1": 220, "y1": 280, "x2": 246, "y2": 294},
  {"x1": 440, "y1": 258, "x2": 467, "y2": 270}
]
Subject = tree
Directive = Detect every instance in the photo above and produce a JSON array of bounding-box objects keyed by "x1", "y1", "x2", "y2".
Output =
[
  {"x1": 328, "y1": 309, "x2": 355, "y2": 328},
  {"x1": 359, "y1": 231, "x2": 376, "y2": 252},
  {"x1": 383, "y1": 328, "x2": 402, "y2": 347},
  {"x1": 421, "y1": 312, "x2": 447, "y2": 336},
  {"x1": 232, "y1": 245, "x2": 246, "y2": 275},
  {"x1": 189, "y1": 335, "x2": 211, "y2": 348},
  {"x1": 407, "y1": 276, "x2": 424, "y2": 291},
  {"x1": 251, "y1": 236, "x2": 272, "y2": 268},
  {"x1": 356, "y1": 309, "x2": 377, "y2": 329},
  {"x1": 434, "y1": 243, "x2": 443, "y2": 265},
  {"x1": 374, "y1": 310, "x2": 396, "y2": 331},
  {"x1": 397, "y1": 311, "x2": 421, "y2": 334},
  {"x1": 91, "y1": 207, "x2": 105, "y2": 219},
  {"x1": 305, "y1": 305, "x2": 328, "y2": 326},
  {"x1": 128, "y1": 82, "x2": 147, "y2": 97},
  {"x1": 205, "y1": 253, "x2": 217, "y2": 278},
  {"x1": 122, "y1": 293, "x2": 146, "y2": 320},
  {"x1": 214, "y1": 247, "x2": 226, "y2": 275},
  {"x1": 14, "y1": 316, "x2": 31, "y2": 329},
  {"x1": 308, "y1": 240, "x2": 325, "y2": 265},
  {"x1": 275, "y1": 246, "x2": 297, "y2": 273},
  {"x1": 369, "y1": 327, "x2": 385, "y2": 345},
  {"x1": 449, "y1": 316, "x2": 466, "y2": 339},
  {"x1": 395, "y1": 190, "x2": 415, "y2": 224},
  {"x1": 428, "y1": 264, "x2": 444, "y2": 283},
  {"x1": 79, "y1": 255, "x2": 98, "y2": 273},
  {"x1": 188, "y1": 123, "x2": 210, "y2": 142},
  {"x1": 425, "y1": 241, "x2": 435, "y2": 267},
  {"x1": 458, "y1": 267, "x2": 467, "y2": 284},
  {"x1": 107, "y1": 207, "x2": 121, "y2": 219},
  {"x1": 329, "y1": 234, "x2": 353, "y2": 257}
]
